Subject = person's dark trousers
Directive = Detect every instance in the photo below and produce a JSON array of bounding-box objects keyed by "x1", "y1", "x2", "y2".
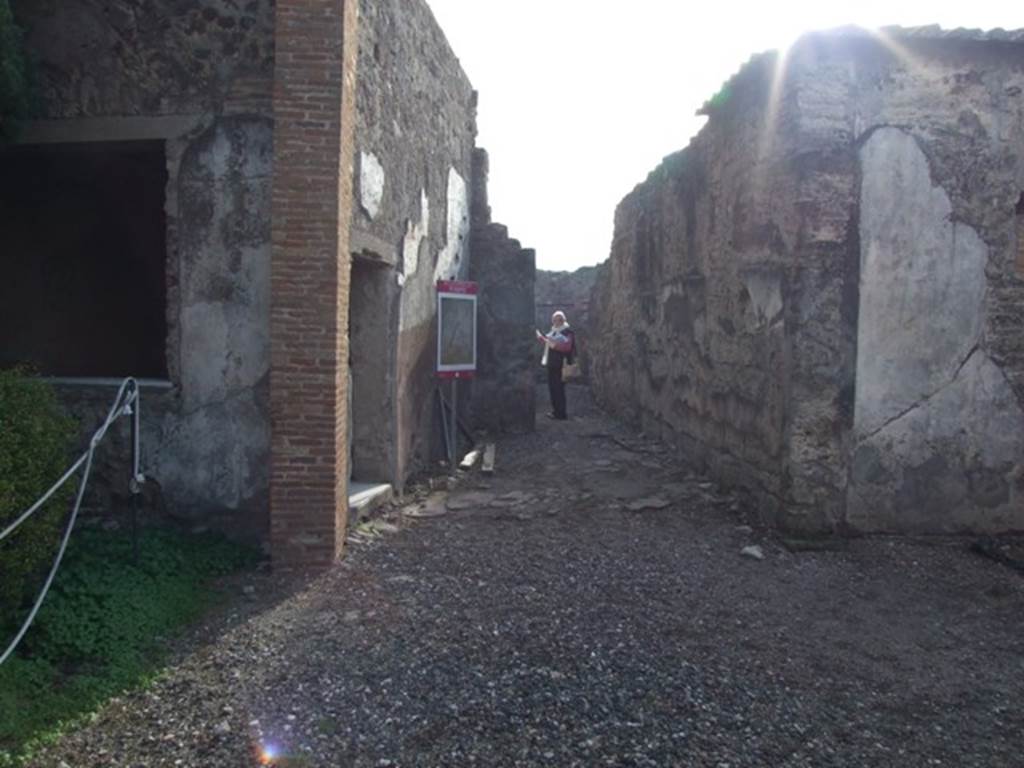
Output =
[{"x1": 547, "y1": 364, "x2": 567, "y2": 419}]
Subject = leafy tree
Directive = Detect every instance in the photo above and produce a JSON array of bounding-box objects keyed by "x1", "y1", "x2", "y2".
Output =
[
  {"x1": 0, "y1": 0, "x2": 32, "y2": 143},
  {"x1": 0, "y1": 369, "x2": 76, "y2": 633}
]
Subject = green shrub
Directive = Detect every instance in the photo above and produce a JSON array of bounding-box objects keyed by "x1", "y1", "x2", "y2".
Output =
[
  {"x1": 0, "y1": 0, "x2": 32, "y2": 143},
  {"x1": 0, "y1": 526, "x2": 259, "y2": 760},
  {"x1": 0, "y1": 369, "x2": 77, "y2": 633}
]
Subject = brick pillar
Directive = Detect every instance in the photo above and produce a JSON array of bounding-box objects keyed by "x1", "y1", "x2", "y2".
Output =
[{"x1": 270, "y1": 0, "x2": 359, "y2": 569}]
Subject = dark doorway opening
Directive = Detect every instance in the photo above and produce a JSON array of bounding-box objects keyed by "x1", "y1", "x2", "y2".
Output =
[
  {"x1": 0, "y1": 140, "x2": 168, "y2": 378},
  {"x1": 348, "y1": 259, "x2": 394, "y2": 483}
]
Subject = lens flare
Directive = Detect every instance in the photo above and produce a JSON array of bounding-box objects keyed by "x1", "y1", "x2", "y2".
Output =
[{"x1": 259, "y1": 742, "x2": 280, "y2": 765}]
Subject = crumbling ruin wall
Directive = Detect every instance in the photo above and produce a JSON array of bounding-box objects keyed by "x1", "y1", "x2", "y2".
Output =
[
  {"x1": 351, "y1": 0, "x2": 476, "y2": 484},
  {"x1": 591, "y1": 29, "x2": 1024, "y2": 534},
  {"x1": 12, "y1": 0, "x2": 274, "y2": 119},
  {"x1": 792, "y1": 31, "x2": 1024, "y2": 533},
  {"x1": 469, "y1": 149, "x2": 537, "y2": 435},
  {"x1": 590, "y1": 52, "x2": 809, "y2": 528},
  {"x1": 9, "y1": 0, "x2": 275, "y2": 535},
  {"x1": 9, "y1": 0, "x2": 484, "y2": 526}
]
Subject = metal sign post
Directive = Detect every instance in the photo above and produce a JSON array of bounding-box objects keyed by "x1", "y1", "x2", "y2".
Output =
[
  {"x1": 450, "y1": 377, "x2": 458, "y2": 463},
  {"x1": 436, "y1": 280, "x2": 478, "y2": 463}
]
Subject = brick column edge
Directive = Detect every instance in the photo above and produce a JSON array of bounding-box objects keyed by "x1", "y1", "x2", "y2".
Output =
[{"x1": 269, "y1": 0, "x2": 359, "y2": 570}]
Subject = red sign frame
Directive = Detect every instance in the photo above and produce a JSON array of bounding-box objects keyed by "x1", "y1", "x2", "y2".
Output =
[
  {"x1": 436, "y1": 280, "x2": 478, "y2": 379},
  {"x1": 436, "y1": 280, "x2": 478, "y2": 295}
]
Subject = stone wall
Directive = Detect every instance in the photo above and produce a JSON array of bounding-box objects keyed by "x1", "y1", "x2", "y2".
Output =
[
  {"x1": 12, "y1": 0, "x2": 274, "y2": 119},
  {"x1": 350, "y1": 0, "x2": 477, "y2": 484},
  {"x1": 590, "y1": 28, "x2": 1024, "y2": 535},
  {"x1": 803, "y1": 31, "x2": 1024, "y2": 533},
  {"x1": 590, "y1": 50, "x2": 803, "y2": 528},
  {"x1": 9, "y1": 0, "x2": 276, "y2": 535},
  {"x1": 469, "y1": 149, "x2": 537, "y2": 435},
  {"x1": 7, "y1": 0, "x2": 485, "y2": 547}
]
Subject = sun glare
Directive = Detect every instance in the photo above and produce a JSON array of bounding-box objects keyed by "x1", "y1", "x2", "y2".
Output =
[
  {"x1": 258, "y1": 742, "x2": 280, "y2": 765},
  {"x1": 425, "y1": 0, "x2": 1024, "y2": 271}
]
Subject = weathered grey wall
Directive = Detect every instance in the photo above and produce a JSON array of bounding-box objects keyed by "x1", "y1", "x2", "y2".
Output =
[
  {"x1": 590, "y1": 51, "x2": 807, "y2": 528},
  {"x1": 590, "y1": 28, "x2": 1024, "y2": 534},
  {"x1": 833, "y1": 45, "x2": 1024, "y2": 532},
  {"x1": 13, "y1": 0, "x2": 274, "y2": 118},
  {"x1": 11, "y1": 0, "x2": 493, "y2": 523},
  {"x1": 469, "y1": 150, "x2": 537, "y2": 435},
  {"x1": 11, "y1": 0, "x2": 275, "y2": 533},
  {"x1": 351, "y1": 0, "x2": 476, "y2": 484},
  {"x1": 790, "y1": 30, "x2": 1024, "y2": 533},
  {"x1": 159, "y1": 115, "x2": 272, "y2": 522}
]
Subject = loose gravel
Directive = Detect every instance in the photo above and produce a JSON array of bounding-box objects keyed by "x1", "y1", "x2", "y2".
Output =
[{"x1": 24, "y1": 386, "x2": 1024, "y2": 767}]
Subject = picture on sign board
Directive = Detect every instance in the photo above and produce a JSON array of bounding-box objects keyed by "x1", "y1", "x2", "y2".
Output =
[{"x1": 436, "y1": 282, "x2": 477, "y2": 374}]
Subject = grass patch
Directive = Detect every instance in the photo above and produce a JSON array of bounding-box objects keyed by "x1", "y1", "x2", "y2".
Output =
[{"x1": 0, "y1": 525, "x2": 258, "y2": 764}]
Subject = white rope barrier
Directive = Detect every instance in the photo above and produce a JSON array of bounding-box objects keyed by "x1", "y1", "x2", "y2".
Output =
[
  {"x1": 0, "y1": 453, "x2": 88, "y2": 544},
  {"x1": 0, "y1": 377, "x2": 140, "y2": 667}
]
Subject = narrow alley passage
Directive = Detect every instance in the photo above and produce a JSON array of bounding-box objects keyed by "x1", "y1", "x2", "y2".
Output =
[{"x1": 28, "y1": 386, "x2": 1024, "y2": 767}]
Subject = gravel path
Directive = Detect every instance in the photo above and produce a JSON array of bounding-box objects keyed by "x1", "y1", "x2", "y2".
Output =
[{"x1": 26, "y1": 386, "x2": 1024, "y2": 767}]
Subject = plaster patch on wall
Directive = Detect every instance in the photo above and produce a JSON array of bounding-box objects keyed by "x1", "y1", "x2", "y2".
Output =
[
  {"x1": 178, "y1": 118, "x2": 272, "y2": 412},
  {"x1": 359, "y1": 151, "x2": 385, "y2": 219},
  {"x1": 847, "y1": 349, "x2": 1024, "y2": 531},
  {"x1": 396, "y1": 172, "x2": 467, "y2": 335},
  {"x1": 693, "y1": 314, "x2": 707, "y2": 354},
  {"x1": 433, "y1": 168, "x2": 469, "y2": 282},
  {"x1": 741, "y1": 272, "x2": 783, "y2": 330},
  {"x1": 854, "y1": 128, "x2": 988, "y2": 436},
  {"x1": 848, "y1": 127, "x2": 1020, "y2": 531},
  {"x1": 150, "y1": 387, "x2": 270, "y2": 516},
  {"x1": 118, "y1": 115, "x2": 274, "y2": 521},
  {"x1": 401, "y1": 189, "x2": 429, "y2": 277},
  {"x1": 180, "y1": 301, "x2": 230, "y2": 404}
]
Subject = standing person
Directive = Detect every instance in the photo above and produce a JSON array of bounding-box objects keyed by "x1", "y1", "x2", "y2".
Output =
[{"x1": 536, "y1": 311, "x2": 575, "y2": 420}]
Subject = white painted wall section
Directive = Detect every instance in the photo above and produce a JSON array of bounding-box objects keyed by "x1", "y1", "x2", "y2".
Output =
[
  {"x1": 433, "y1": 167, "x2": 469, "y2": 283},
  {"x1": 359, "y1": 151, "x2": 385, "y2": 219}
]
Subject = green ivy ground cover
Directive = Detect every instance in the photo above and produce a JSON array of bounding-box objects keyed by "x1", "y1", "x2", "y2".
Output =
[{"x1": 0, "y1": 526, "x2": 258, "y2": 764}]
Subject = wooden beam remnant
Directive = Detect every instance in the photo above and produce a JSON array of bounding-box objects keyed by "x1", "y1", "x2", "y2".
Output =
[
  {"x1": 459, "y1": 448, "x2": 482, "y2": 471},
  {"x1": 479, "y1": 444, "x2": 495, "y2": 475}
]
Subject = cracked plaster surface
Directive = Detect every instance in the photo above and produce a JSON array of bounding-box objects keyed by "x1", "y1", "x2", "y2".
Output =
[
  {"x1": 849, "y1": 127, "x2": 1023, "y2": 530},
  {"x1": 854, "y1": 128, "x2": 988, "y2": 437}
]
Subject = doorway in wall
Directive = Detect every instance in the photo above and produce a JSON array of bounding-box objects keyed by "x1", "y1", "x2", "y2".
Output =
[{"x1": 348, "y1": 259, "x2": 395, "y2": 497}]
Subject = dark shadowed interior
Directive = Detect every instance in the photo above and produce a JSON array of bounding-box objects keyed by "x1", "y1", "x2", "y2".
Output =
[{"x1": 0, "y1": 140, "x2": 168, "y2": 378}]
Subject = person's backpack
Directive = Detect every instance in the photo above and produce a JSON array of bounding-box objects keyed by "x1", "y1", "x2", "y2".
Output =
[{"x1": 561, "y1": 330, "x2": 581, "y2": 382}]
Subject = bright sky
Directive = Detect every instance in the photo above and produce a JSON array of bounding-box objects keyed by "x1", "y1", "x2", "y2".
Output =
[{"x1": 426, "y1": 1, "x2": 1024, "y2": 272}]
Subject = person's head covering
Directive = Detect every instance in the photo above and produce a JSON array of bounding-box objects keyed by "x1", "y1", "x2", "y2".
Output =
[{"x1": 552, "y1": 311, "x2": 567, "y2": 327}]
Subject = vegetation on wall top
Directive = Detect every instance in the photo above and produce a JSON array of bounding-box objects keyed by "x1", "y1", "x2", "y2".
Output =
[{"x1": 0, "y1": 0, "x2": 32, "y2": 143}]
